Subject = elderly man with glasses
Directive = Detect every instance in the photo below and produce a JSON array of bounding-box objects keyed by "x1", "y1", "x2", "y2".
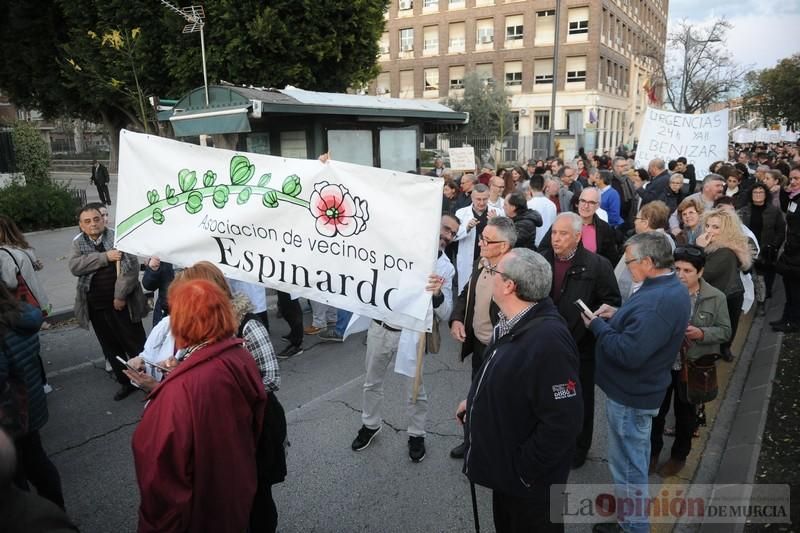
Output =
[
  {"x1": 580, "y1": 232, "x2": 691, "y2": 533},
  {"x1": 448, "y1": 217, "x2": 516, "y2": 459},
  {"x1": 456, "y1": 248, "x2": 582, "y2": 532}
]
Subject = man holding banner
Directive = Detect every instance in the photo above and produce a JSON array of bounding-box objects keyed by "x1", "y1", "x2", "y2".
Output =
[{"x1": 350, "y1": 215, "x2": 458, "y2": 462}]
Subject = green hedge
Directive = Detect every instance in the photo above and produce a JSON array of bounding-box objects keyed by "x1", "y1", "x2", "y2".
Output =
[{"x1": 0, "y1": 182, "x2": 80, "y2": 231}]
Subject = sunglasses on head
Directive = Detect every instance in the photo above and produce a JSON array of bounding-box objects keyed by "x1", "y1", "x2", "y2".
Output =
[{"x1": 674, "y1": 246, "x2": 703, "y2": 258}]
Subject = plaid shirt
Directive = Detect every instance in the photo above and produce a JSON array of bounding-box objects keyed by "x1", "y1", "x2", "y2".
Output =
[
  {"x1": 493, "y1": 303, "x2": 536, "y2": 342},
  {"x1": 242, "y1": 319, "x2": 280, "y2": 392}
]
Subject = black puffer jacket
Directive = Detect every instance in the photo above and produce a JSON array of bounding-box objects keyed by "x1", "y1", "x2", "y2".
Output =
[{"x1": 510, "y1": 209, "x2": 542, "y2": 250}]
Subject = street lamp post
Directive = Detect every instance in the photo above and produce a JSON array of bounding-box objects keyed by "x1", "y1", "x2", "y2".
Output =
[
  {"x1": 160, "y1": 1, "x2": 210, "y2": 107},
  {"x1": 679, "y1": 32, "x2": 721, "y2": 113},
  {"x1": 547, "y1": 0, "x2": 562, "y2": 157}
]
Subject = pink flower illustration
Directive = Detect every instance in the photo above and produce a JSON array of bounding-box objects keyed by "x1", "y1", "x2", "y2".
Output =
[{"x1": 309, "y1": 181, "x2": 370, "y2": 238}]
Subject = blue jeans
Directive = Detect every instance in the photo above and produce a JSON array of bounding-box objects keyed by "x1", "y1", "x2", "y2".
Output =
[
  {"x1": 335, "y1": 309, "x2": 352, "y2": 336},
  {"x1": 605, "y1": 397, "x2": 659, "y2": 533}
]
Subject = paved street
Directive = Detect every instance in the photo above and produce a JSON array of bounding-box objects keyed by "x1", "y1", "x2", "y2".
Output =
[{"x1": 27, "y1": 177, "x2": 765, "y2": 532}]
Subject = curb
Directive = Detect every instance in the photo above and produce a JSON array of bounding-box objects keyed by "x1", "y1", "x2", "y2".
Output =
[{"x1": 47, "y1": 307, "x2": 76, "y2": 324}]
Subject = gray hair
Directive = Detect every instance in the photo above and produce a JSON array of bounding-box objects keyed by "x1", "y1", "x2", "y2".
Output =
[
  {"x1": 624, "y1": 231, "x2": 674, "y2": 269},
  {"x1": 487, "y1": 216, "x2": 518, "y2": 247},
  {"x1": 756, "y1": 164, "x2": 771, "y2": 172},
  {"x1": 473, "y1": 183, "x2": 489, "y2": 193},
  {"x1": 461, "y1": 173, "x2": 477, "y2": 185},
  {"x1": 587, "y1": 166, "x2": 600, "y2": 177},
  {"x1": 516, "y1": 181, "x2": 532, "y2": 195},
  {"x1": 702, "y1": 173, "x2": 725, "y2": 187},
  {"x1": 502, "y1": 249, "x2": 552, "y2": 302},
  {"x1": 555, "y1": 212, "x2": 582, "y2": 234},
  {"x1": 650, "y1": 159, "x2": 666, "y2": 171}
]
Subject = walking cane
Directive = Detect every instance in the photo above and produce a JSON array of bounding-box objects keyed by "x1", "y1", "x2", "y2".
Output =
[{"x1": 470, "y1": 481, "x2": 480, "y2": 533}]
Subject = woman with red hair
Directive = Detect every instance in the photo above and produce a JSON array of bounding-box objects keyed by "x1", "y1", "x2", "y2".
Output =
[{"x1": 131, "y1": 279, "x2": 266, "y2": 533}]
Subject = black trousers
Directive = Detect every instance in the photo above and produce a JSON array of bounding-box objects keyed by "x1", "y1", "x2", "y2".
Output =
[
  {"x1": 276, "y1": 291, "x2": 303, "y2": 347},
  {"x1": 88, "y1": 306, "x2": 146, "y2": 384},
  {"x1": 471, "y1": 339, "x2": 488, "y2": 379},
  {"x1": 96, "y1": 183, "x2": 111, "y2": 204},
  {"x1": 250, "y1": 483, "x2": 277, "y2": 533},
  {"x1": 721, "y1": 292, "x2": 744, "y2": 354},
  {"x1": 13, "y1": 430, "x2": 65, "y2": 510},
  {"x1": 492, "y1": 488, "x2": 563, "y2": 533},
  {"x1": 650, "y1": 370, "x2": 695, "y2": 461},
  {"x1": 782, "y1": 274, "x2": 800, "y2": 323},
  {"x1": 575, "y1": 355, "x2": 595, "y2": 457}
]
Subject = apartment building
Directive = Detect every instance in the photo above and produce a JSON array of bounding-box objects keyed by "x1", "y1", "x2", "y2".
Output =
[{"x1": 372, "y1": 0, "x2": 668, "y2": 158}]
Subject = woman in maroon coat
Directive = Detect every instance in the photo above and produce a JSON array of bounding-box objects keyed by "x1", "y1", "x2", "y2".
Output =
[{"x1": 132, "y1": 279, "x2": 267, "y2": 533}]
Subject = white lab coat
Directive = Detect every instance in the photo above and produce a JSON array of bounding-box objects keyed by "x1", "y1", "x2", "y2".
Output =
[{"x1": 453, "y1": 204, "x2": 505, "y2": 293}]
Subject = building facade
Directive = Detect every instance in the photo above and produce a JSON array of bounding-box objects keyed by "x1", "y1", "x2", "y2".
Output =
[{"x1": 372, "y1": 0, "x2": 668, "y2": 159}]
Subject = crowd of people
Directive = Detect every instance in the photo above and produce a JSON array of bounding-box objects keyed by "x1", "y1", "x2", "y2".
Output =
[{"x1": 0, "y1": 141, "x2": 798, "y2": 532}]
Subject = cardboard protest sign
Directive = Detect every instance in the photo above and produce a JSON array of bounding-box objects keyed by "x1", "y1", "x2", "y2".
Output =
[
  {"x1": 114, "y1": 130, "x2": 442, "y2": 331},
  {"x1": 448, "y1": 146, "x2": 476, "y2": 170},
  {"x1": 635, "y1": 107, "x2": 728, "y2": 173}
]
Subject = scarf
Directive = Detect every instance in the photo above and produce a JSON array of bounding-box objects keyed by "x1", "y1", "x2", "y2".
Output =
[{"x1": 75, "y1": 228, "x2": 137, "y2": 294}]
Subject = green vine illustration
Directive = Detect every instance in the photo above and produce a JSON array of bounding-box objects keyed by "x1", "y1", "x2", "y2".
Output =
[{"x1": 115, "y1": 154, "x2": 310, "y2": 238}]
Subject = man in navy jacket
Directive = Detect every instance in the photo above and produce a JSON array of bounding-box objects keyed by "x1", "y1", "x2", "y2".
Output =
[
  {"x1": 457, "y1": 248, "x2": 582, "y2": 532},
  {"x1": 583, "y1": 232, "x2": 691, "y2": 533}
]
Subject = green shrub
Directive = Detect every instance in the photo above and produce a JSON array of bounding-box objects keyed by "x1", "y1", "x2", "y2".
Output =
[
  {"x1": 11, "y1": 121, "x2": 50, "y2": 185},
  {"x1": 0, "y1": 182, "x2": 79, "y2": 231}
]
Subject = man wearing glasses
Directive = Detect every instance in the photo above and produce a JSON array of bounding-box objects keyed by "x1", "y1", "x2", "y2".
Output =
[
  {"x1": 580, "y1": 232, "x2": 691, "y2": 533},
  {"x1": 448, "y1": 217, "x2": 516, "y2": 459},
  {"x1": 454, "y1": 184, "x2": 504, "y2": 293},
  {"x1": 456, "y1": 248, "x2": 582, "y2": 532}
]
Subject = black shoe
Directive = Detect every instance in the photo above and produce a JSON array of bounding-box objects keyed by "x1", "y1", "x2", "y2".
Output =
[
  {"x1": 351, "y1": 425, "x2": 381, "y2": 451},
  {"x1": 277, "y1": 344, "x2": 303, "y2": 359},
  {"x1": 318, "y1": 328, "x2": 344, "y2": 342},
  {"x1": 113, "y1": 383, "x2": 136, "y2": 401},
  {"x1": 280, "y1": 333, "x2": 291, "y2": 341},
  {"x1": 592, "y1": 523, "x2": 623, "y2": 533},
  {"x1": 450, "y1": 441, "x2": 467, "y2": 459},
  {"x1": 409, "y1": 436, "x2": 426, "y2": 462},
  {"x1": 571, "y1": 452, "x2": 587, "y2": 469},
  {"x1": 720, "y1": 346, "x2": 734, "y2": 362},
  {"x1": 772, "y1": 321, "x2": 800, "y2": 333}
]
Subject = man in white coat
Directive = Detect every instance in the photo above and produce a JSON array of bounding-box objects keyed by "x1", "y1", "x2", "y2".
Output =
[
  {"x1": 454, "y1": 184, "x2": 504, "y2": 293},
  {"x1": 526, "y1": 174, "x2": 557, "y2": 248},
  {"x1": 350, "y1": 214, "x2": 458, "y2": 463}
]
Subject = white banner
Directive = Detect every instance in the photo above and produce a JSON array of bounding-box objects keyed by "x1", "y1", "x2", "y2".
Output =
[
  {"x1": 635, "y1": 107, "x2": 728, "y2": 174},
  {"x1": 115, "y1": 130, "x2": 443, "y2": 331},
  {"x1": 448, "y1": 146, "x2": 476, "y2": 170}
]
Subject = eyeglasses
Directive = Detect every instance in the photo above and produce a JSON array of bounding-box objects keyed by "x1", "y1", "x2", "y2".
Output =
[
  {"x1": 485, "y1": 264, "x2": 514, "y2": 282},
  {"x1": 441, "y1": 225, "x2": 457, "y2": 237},
  {"x1": 479, "y1": 235, "x2": 506, "y2": 245},
  {"x1": 675, "y1": 246, "x2": 703, "y2": 258},
  {"x1": 624, "y1": 256, "x2": 641, "y2": 265},
  {"x1": 578, "y1": 199, "x2": 598, "y2": 206}
]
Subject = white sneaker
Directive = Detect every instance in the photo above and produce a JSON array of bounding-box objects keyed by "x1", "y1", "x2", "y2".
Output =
[
  {"x1": 105, "y1": 360, "x2": 112, "y2": 372},
  {"x1": 43, "y1": 384, "x2": 53, "y2": 394}
]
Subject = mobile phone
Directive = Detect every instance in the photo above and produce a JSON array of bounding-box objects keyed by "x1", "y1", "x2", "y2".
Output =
[
  {"x1": 147, "y1": 360, "x2": 171, "y2": 373},
  {"x1": 574, "y1": 299, "x2": 593, "y2": 317},
  {"x1": 116, "y1": 356, "x2": 140, "y2": 372}
]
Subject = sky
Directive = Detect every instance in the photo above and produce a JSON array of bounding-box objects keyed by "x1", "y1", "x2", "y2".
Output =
[{"x1": 668, "y1": 0, "x2": 800, "y2": 70}]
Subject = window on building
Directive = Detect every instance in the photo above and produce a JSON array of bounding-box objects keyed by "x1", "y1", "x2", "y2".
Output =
[
  {"x1": 399, "y1": 28, "x2": 414, "y2": 52},
  {"x1": 476, "y1": 63, "x2": 494, "y2": 85},
  {"x1": 476, "y1": 19, "x2": 494, "y2": 45},
  {"x1": 448, "y1": 22, "x2": 465, "y2": 52},
  {"x1": 534, "y1": 58, "x2": 554, "y2": 84},
  {"x1": 565, "y1": 56, "x2": 587, "y2": 83},
  {"x1": 399, "y1": 0, "x2": 413, "y2": 11},
  {"x1": 424, "y1": 68, "x2": 439, "y2": 92},
  {"x1": 280, "y1": 131, "x2": 307, "y2": 159},
  {"x1": 449, "y1": 0, "x2": 465, "y2": 8},
  {"x1": 535, "y1": 10, "x2": 555, "y2": 45},
  {"x1": 423, "y1": 26, "x2": 439, "y2": 55},
  {"x1": 504, "y1": 61, "x2": 523, "y2": 86},
  {"x1": 534, "y1": 110, "x2": 550, "y2": 131},
  {"x1": 505, "y1": 15, "x2": 524, "y2": 41},
  {"x1": 376, "y1": 72, "x2": 391, "y2": 95},
  {"x1": 399, "y1": 70, "x2": 415, "y2": 98},
  {"x1": 567, "y1": 7, "x2": 589, "y2": 36},
  {"x1": 449, "y1": 66, "x2": 465, "y2": 89},
  {"x1": 379, "y1": 32, "x2": 390, "y2": 55},
  {"x1": 511, "y1": 111, "x2": 520, "y2": 132},
  {"x1": 423, "y1": 0, "x2": 438, "y2": 8}
]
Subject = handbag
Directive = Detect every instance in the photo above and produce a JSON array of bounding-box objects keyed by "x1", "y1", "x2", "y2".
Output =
[
  {"x1": 0, "y1": 248, "x2": 41, "y2": 309},
  {"x1": 425, "y1": 316, "x2": 441, "y2": 354},
  {"x1": 678, "y1": 337, "x2": 719, "y2": 405},
  {"x1": 0, "y1": 378, "x2": 29, "y2": 438}
]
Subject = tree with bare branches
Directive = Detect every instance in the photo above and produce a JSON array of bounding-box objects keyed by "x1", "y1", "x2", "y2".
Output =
[{"x1": 643, "y1": 19, "x2": 748, "y2": 114}]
